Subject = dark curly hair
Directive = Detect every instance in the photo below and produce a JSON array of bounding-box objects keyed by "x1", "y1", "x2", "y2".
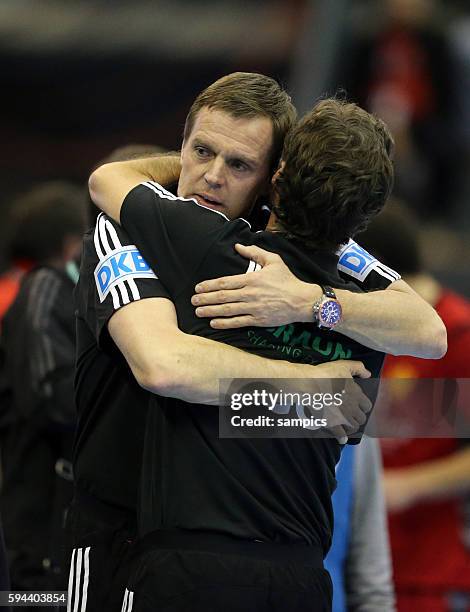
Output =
[{"x1": 273, "y1": 98, "x2": 394, "y2": 252}]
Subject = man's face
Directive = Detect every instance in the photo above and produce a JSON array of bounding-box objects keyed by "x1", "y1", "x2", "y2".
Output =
[{"x1": 178, "y1": 107, "x2": 274, "y2": 220}]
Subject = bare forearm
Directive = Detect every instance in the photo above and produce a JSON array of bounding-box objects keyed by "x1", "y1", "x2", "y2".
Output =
[
  {"x1": 110, "y1": 299, "x2": 370, "y2": 445},
  {"x1": 193, "y1": 245, "x2": 447, "y2": 359},
  {"x1": 402, "y1": 448, "x2": 470, "y2": 502},
  {"x1": 152, "y1": 333, "x2": 315, "y2": 405},
  {"x1": 335, "y1": 287, "x2": 446, "y2": 358},
  {"x1": 89, "y1": 155, "x2": 181, "y2": 222},
  {"x1": 289, "y1": 281, "x2": 446, "y2": 358},
  {"x1": 109, "y1": 300, "x2": 313, "y2": 405}
]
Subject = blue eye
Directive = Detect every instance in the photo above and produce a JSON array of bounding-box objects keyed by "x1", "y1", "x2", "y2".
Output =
[
  {"x1": 231, "y1": 160, "x2": 249, "y2": 172},
  {"x1": 195, "y1": 146, "x2": 210, "y2": 158}
]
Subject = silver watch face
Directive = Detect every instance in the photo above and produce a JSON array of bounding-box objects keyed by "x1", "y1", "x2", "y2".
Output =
[{"x1": 319, "y1": 299, "x2": 342, "y2": 327}]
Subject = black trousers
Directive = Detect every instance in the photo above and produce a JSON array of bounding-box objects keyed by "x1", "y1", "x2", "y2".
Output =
[
  {"x1": 63, "y1": 494, "x2": 137, "y2": 612},
  {"x1": 126, "y1": 531, "x2": 332, "y2": 612}
]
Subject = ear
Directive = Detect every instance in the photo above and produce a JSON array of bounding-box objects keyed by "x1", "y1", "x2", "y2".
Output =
[{"x1": 271, "y1": 160, "x2": 285, "y2": 186}]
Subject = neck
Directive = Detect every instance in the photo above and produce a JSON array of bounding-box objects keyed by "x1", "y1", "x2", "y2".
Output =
[
  {"x1": 265, "y1": 212, "x2": 335, "y2": 253},
  {"x1": 266, "y1": 212, "x2": 283, "y2": 233}
]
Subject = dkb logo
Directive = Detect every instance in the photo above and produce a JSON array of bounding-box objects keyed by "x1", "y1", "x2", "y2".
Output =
[{"x1": 94, "y1": 245, "x2": 157, "y2": 302}]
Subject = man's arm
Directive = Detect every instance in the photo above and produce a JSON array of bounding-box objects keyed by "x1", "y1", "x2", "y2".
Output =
[
  {"x1": 89, "y1": 155, "x2": 181, "y2": 223},
  {"x1": 191, "y1": 244, "x2": 447, "y2": 359},
  {"x1": 108, "y1": 296, "x2": 371, "y2": 405},
  {"x1": 89, "y1": 157, "x2": 446, "y2": 359},
  {"x1": 384, "y1": 446, "x2": 470, "y2": 512}
]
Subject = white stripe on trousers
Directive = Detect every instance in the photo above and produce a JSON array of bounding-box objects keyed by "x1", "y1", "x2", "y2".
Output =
[
  {"x1": 121, "y1": 589, "x2": 134, "y2": 612},
  {"x1": 72, "y1": 548, "x2": 82, "y2": 612},
  {"x1": 82, "y1": 547, "x2": 90, "y2": 611},
  {"x1": 66, "y1": 549, "x2": 76, "y2": 612},
  {"x1": 67, "y1": 547, "x2": 91, "y2": 612}
]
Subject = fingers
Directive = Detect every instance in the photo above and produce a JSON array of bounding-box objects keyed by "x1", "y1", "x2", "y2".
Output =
[
  {"x1": 327, "y1": 381, "x2": 370, "y2": 438},
  {"x1": 192, "y1": 289, "x2": 247, "y2": 307},
  {"x1": 194, "y1": 274, "x2": 248, "y2": 294},
  {"x1": 345, "y1": 360, "x2": 371, "y2": 379},
  {"x1": 358, "y1": 392, "x2": 373, "y2": 414},
  {"x1": 345, "y1": 406, "x2": 368, "y2": 430},
  {"x1": 329, "y1": 413, "x2": 363, "y2": 439},
  {"x1": 326, "y1": 426, "x2": 349, "y2": 445},
  {"x1": 235, "y1": 243, "x2": 280, "y2": 266},
  {"x1": 194, "y1": 302, "x2": 253, "y2": 319},
  {"x1": 346, "y1": 378, "x2": 373, "y2": 415},
  {"x1": 209, "y1": 315, "x2": 257, "y2": 330}
]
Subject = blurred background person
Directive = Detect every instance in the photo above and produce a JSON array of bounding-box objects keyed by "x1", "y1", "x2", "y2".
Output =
[
  {"x1": 0, "y1": 182, "x2": 86, "y2": 600},
  {"x1": 339, "y1": 0, "x2": 461, "y2": 219},
  {"x1": 360, "y1": 201, "x2": 470, "y2": 612},
  {"x1": 0, "y1": 199, "x2": 50, "y2": 326}
]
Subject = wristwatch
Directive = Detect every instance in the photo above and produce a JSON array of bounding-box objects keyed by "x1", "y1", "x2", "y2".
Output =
[{"x1": 312, "y1": 285, "x2": 343, "y2": 329}]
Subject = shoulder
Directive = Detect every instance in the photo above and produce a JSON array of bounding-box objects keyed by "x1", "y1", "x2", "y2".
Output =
[
  {"x1": 336, "y1": 239, "x2": 401, "y2": 289},
  {"x1": 125, "y1": 181, "x2": 239, "y2": 228}
]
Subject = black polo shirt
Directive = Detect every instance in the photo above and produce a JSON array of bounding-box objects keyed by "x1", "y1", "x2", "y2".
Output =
[{"x1": 119, "y1": 181, "x2": 393, "y2": 555}]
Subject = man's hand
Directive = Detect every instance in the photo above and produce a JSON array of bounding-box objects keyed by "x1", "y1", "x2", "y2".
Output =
[
  {"x1": 310, "y1": 359, "x2": 370, "y2": 380},
  {"x1": 192, "y1": 243, "x2": 447, "y2": 359},
  {"x1": 192, "y1": 243, "x2": 319, "y2": 328},
  {"x1": 309, "y1": 359, "x2": 373, "y2": 445}
]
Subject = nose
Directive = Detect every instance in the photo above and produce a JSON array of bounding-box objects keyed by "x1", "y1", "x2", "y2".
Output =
[{"x1": 204, "y1": 157, "x2": 225, "y2": 189}]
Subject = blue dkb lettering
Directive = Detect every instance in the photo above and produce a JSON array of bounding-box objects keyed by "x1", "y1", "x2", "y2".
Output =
[
  {"x1": 339, "y1": 244, "x2": 374, "y2": 273},
  {"x1": 98, "y1": 265, "x2": 111, "y2": 292},
  {"x1": 111, "y1": 253, "x2": 132, "y2": 277},
  {"x1": 131, "y1": 250, "x2": 150, "y2": 271}
]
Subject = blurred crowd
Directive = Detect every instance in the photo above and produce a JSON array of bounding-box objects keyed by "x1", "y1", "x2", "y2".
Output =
[
  {"x1": 0, "y1": 0, "x2": 470, "y2": 611},
  {"x1": 334, "y1": 0, "x2": 470, "y2": 294}
]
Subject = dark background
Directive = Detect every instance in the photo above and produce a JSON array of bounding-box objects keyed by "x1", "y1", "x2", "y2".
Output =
[{"x1": 2, "y1": 0, "x2": 470, "y2": 293}]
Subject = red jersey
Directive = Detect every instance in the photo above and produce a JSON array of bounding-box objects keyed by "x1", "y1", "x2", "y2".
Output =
[
  {"x1": 0, "y1": 261, "x2": 34, "y2": 325},
  {"x1": 381, "y1": 290, "x2": 470, "y2": 590}
]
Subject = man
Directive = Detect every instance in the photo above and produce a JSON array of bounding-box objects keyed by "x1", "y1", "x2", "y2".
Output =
[
  {"x1": 91, "y1": 97, "x2": 439, "y2": 610},
  {"x1": 0, "y1": 183, "x2": 86, "y2": 601},
  {"x1": 74, "y1": 73, "x2": 444, "y2": 611}
]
